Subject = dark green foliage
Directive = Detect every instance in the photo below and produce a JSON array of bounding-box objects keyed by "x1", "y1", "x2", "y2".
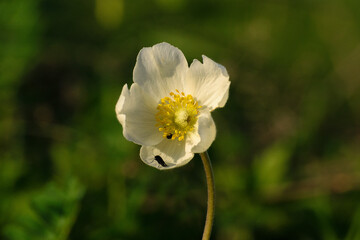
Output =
[{"x1": 3, "y1": 179, "x2": 85, "y2": 240}]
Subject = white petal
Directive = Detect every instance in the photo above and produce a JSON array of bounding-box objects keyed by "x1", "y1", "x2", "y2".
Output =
[
  {"x1": 115, "y1": 84, "x2": 129, "y2": 127},
  {"x1": 185, "y1": 55, "x2": 230, "y2": 111},
  {"x1": 133, "y1": 42, "x2": 188, "y2": 101},
  {"x1": 140, "y1": 139, "x2": 194, "y2": 170},
  {"x1": 115, "y1": 83, "x2": 163, "y2": 146},
  {"x1": 185, "y1": 121, "x2": 201, "y2": 153},
  {"x1": 191, "y1": 110, "x2": 216, "y2": 153}
]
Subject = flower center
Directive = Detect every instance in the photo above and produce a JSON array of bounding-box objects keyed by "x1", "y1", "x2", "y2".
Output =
[{"x1": 156, "y1": 89, "x2": 201, "y2": 141}]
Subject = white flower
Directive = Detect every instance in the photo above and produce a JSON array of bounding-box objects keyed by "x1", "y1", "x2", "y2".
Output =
[{"x1": 115, "y1": 42, "x2": 230, "y2": 170}]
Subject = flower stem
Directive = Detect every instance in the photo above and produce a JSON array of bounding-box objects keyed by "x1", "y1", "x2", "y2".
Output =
[{"x1": 200, "y1": 151, "x2": 215, "y2": 240}]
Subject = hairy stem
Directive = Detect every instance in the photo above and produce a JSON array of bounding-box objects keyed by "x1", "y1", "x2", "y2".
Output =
[{"x1": 200, "y1": 151, "x2": 215, "y2": 240}]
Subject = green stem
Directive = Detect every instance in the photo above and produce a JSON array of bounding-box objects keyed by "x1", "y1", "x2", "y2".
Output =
[{"x1": 200, "y1": 151, "x2": 215, "y2": 240}]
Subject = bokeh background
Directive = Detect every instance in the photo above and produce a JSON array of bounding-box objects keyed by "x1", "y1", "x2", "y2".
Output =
[{"x1": 1, "y1": 0, "x2": 360, "y2": 239}]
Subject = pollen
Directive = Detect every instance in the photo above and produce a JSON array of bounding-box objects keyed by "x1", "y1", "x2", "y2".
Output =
[{"x1": 156, "y1": 89, "x2": 201, "y2": 141}]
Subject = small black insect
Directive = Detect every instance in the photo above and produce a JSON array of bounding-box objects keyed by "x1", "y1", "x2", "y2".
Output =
[
  {"x1": 166, "y1": 133, "x2": 173, "y2": 139},
  {"x1": 154, "y1": 155, "x2": 167, "y2": 167}
]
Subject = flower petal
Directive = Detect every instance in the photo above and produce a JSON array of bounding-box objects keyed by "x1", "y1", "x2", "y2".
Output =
[
  {"x1": 115, "y1": 84, "x2": 129, "y2": 127},
  {"x1": 115, "y1": 83, "x2": 163, "y2": 146},
  {"x1": 133, "y1": 42, "x2": 188, "y2": 101},
  {"x1": 185, "y1": 121, "x2": 201, "y2": 153},
  {"x1": 185, "y1": 55, "x2": 230, "y2": 111},
  {"x1": 140, "y1": 139, "x2": 194, "y2": 170},
  {"x1": 191, "y1": 110, "x2": 216, "y2": 153}
]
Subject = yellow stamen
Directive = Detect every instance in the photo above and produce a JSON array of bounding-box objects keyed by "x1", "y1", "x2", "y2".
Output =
[{"x1": 156, "y1": 89, "x2": 201, "y2": 141}]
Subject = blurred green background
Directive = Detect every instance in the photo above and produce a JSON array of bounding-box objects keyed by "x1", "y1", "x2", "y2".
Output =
[{"x1": 1, "y1": 0, "x2": 360, "y2": 239}]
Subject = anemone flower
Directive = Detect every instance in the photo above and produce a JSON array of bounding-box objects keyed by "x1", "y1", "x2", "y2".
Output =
[{"x1": 116, "y1": 42, "x2": 230, "y2": 169}]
